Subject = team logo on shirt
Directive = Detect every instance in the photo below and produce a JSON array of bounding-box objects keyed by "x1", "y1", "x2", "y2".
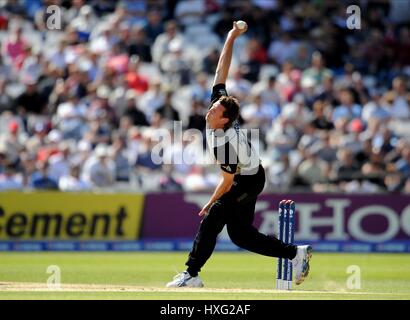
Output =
[{"x1": 221, "y1": 165, "x2": 231, "y2": 172}]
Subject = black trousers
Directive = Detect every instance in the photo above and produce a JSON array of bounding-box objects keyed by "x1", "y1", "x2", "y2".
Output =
[{"x1": 186, "y1": 165, "x2": 297, "y2": 274}]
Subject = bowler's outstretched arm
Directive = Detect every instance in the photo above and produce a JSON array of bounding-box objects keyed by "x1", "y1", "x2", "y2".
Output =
[{"x1": 212, "y1": 21, "x2": 247, "y2": 87}]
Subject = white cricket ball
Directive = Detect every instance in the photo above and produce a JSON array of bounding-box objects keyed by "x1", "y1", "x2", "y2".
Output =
[{"x1": 236, "y1": 20, "x2": 247, "y2": 30}]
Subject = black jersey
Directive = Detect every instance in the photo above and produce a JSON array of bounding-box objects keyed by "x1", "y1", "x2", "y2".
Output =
[{"x1": 206, "y1": 84, "x2": 260, "y2": 175}]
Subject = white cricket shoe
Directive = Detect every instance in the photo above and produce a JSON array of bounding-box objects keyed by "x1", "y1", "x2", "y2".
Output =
[
  {"x1": 292, "y1": 245, "x2": 312, "y2": 285},
  {"x1": 166, "y1": 271, "x2": 204, "y2": 288}
]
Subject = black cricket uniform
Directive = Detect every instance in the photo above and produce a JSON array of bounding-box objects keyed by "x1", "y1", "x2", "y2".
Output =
[{"x1": 185, "y1": 84, "x2": 297, "y2": 276}]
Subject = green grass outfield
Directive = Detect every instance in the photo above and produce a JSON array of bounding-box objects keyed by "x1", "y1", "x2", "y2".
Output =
[{"x1": 0, "y1": 252, "x2": 409, "y2": 300}]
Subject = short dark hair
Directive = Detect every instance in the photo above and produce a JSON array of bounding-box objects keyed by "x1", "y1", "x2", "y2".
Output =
[{"x1": 219, "y1": 96, "x2": 240, "y2": 130}]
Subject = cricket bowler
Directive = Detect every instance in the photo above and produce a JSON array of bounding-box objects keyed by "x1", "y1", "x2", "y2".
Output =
[{"x1": 166, "y1": 21, "x2": 312, "y2": 288}]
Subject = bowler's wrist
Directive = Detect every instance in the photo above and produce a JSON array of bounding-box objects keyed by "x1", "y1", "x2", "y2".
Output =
[{"x1": 227, "y1": 31, "x2": 239, "y2": 40}]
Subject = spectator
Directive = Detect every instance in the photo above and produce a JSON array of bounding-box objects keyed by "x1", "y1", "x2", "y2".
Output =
[
  {"x1": 291, "y1": 43, "x2": 312, "y2": 70},
  {"x1": 174, "y1": 0, "x2": 205, "y2": 29},
  {"x1": 355, "y1": 138, "x2": 373, "y2": 168},
  {"x1": 404, "y1": 178, "x2": 410, "y2": 194},
  {"x1": 251, "y1": 75, "x2": 281, "y2": 108},
  {"x1": 310, "y1": 131, "x2": 337, "y2": 163},
  {"x1": 281, "y1": 93, "x2": 312, "y2": 132},
  {"x1": 298, "y1": 121, "x2": 320, "y2": 152},
  {"x1": 0, "y1": 55, "x2": 13, "y2": 81},
  {"x1": 395, "y1": 145, "x2": 410, "y2": 178},
  {"x1": 71, "y1": 140, "x2": 92, "y2": 168},
  {"x1": 134, "y1": 135, "x2": 162, "y2": 188},
  {"x1": 266, "y1": 116, "x2": 299, "y2": 155},
  {"x1": 160, "y1": 38, "x2": 191, "y2": 87},
  {"x1": 372, "y1": 126, "x2": 396, "y2": 156},
  {"x1": 361, "y1": 89, "x2": 390, "y2": 124},
  {"x1": 55, "y1": 94, "x2": 86, "y2": 140},
  {"x1": 59, "y1": 163, "x2": 91, "y2": 192},
  {"x1": 384, "y1": 168, "x2": 404, "y2": 193},
  {"x1": 361, "y1": 151, "x2": 386, "y2": 186},
  {"x1": 275, "y1": 61, "x2": 295, "y2": 104},
  {"x1": 91, "y1": 0, "x2": 117, "y2": 17},
  {"x1": 362, "y1": 29, "x2": 386, "y2": 74},
  {"x1": 202, "y1": 48, "x2": 219, "y2": 75},
  {"x1": 29, "y1": 161, "x2": 59, "y2": 190},
  {"x1": 267, "y1": 153, "x2": 294, "y2": 190},
  {"x1": 16, "y1": 77, "x2": 48, "y2": 116},
  {"x1": 83, "y1": 116, "x2": 111, "y2": 148},
  {"x1": 125, "y1": 55, "x2": 149, "y2": 94},
  {"x1": 19, "y1": 48, "x2": 44, "y2": 84},
  {"x1": 111, "y1": 133, "x2": 131, "y2": 182},
  {"x1": 89, "y1": 26, "x2": 115, "y2": 54},
  {"x1": 243, "y1": 38, "x2": 268, "y2": 82},
  {"x1": 0, "y1": 164, "x2": 23, "y2": 191},
  {"x1": 302, "y1": 51, "x2": 333, "y2": 88},
  {"x1": 25, "y1": 122, "x2": 49, "y2": 155},
  {"x1": 106, "y1": 42, "x2": 129, "y2": 74},
  {"x1": 297, "y1": 150, "x2": 327, "y2": 186},
  {"x1": 122, "y1": 90, "x2": 150, "y2": 127},
  {"x1": 2, "y1": 25, "x2": 26, "y2": 68},
  {"x1": 81, "y1": 143, "x2": 116, "y2": 188},
  {"x1": 241, "y1": 93, "x2": 279, "y2": 139},
  {"x1": 152, "y1": 20, "x2": 184, "y2": 64},
  {"x1": 89, "y1": 85, "x2": 117, "y2": 126},
  {"x1": 394, "y1": 27, "x2": 410, "y2": 67},
  {"x1": 383, "y1": 77, "x2": 410, "y2": 120},
  {"x1": 70, "y1": 5, "x2": 98, "y2": 42},
  {"x1": 314, "y1": 74, "x2": 338, "y2": 106},
  {"x1": 333, "y1": 149, "x2": 361, "y2": 182},
  {"x1": 135, "y1": 89, "x2": 159, "y2": 123},
  {"x1": 191, "y1": 72, "x2": 211, "y2": 106},
  {"x1": 332, "y1": 89, "x2": 362, "y2": 123},
  {"x1": 66, "y1": 0, "x2": 86, "y2": 22},
  {"x1": 341, "y1": 118, "x2": 366, "y2": 155},
  {"x1": 48, "y1": 142, "x2": 71, "y2": 182},
  {"x1": 183, "y1": 165, "x2": 215, "y2": 192},
  {"x1": 213, "y1": 11, "x2": 233, "y2": 40},
  {"x1": 144, "y1": 10, "x2": 164, "y2": 45},
  {"x1": 267, "y1": 32, "x2": 299, "y2": 65},
  {"x1": 187, "y1": 100, "x2": 206, "y2": 132},
  {"x1": 351, "y1": 72, "x2": 370, "y2": 106},
  {"x1": 128, "y1": 26, "x2": 152, "y2": 63},
  {"x1": 121, "y1": 0, "x2": 146, "y2": 26},
  {"x1": 226, "y1": 66, "x2": 252, "y2": 102},
  {"x1": 18, "y1": 150, "x2": 37, "y2": 187},
  {"x1": 155, "y1": 91, "x2": 180, "y2": 123},
  {"x1": 159, "y1": 164, "x2": 183, "y2": 192},
  {"x1": 0, "y1": 120, "x2": 25, "y2": 165},
  {"x1": 311, "y1": 100, "x2": 334, "y2": 131}
]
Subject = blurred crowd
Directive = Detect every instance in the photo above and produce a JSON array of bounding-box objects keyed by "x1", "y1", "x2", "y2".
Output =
[{"x1": 0, "y1": 0, "x2": 410, "y2": 194}]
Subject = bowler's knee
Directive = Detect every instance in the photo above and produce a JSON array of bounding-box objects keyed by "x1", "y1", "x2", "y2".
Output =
[
  {"x1": 227, "y1": 224, "x2": 247, "y2": 248},
  {"x1": 200, "y1": 200, "x2": 226, "y2": 234}
]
